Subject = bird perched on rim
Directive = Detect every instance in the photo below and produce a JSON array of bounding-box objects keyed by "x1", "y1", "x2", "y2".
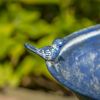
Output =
[{"x1": 25, "y1": 24, "x2": 100, "y2": 100}]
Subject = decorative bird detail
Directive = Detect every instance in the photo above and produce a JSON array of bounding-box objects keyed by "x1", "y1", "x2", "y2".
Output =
[{"x1": 25, "y1": 24, "x2": 100, "y2": 100}]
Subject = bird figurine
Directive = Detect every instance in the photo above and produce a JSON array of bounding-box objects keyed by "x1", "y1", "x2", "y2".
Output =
[{"x1": 25, "y1": 24, "x2": 100, "y2": 100}]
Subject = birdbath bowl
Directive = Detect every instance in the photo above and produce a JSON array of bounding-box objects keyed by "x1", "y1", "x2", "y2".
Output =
[{"x1": 25, "y1": 25, "x2": 100, "y2": 100}]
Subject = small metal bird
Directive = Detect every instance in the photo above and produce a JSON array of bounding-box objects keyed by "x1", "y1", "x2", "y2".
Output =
[{"x1": 25, "y1": 24, "x2": 100, "y2": 100}]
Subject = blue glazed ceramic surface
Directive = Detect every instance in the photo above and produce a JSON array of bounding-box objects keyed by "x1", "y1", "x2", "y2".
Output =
[{"x1": 25, "y1": 24, "x2": 100, "y2": 100}]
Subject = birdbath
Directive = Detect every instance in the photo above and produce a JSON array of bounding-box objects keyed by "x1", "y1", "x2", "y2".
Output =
[{"x1": 25, "y1": 24, "x2": 100, "y2": 100}]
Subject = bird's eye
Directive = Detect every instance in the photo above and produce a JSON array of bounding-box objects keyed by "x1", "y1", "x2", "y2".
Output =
[{"x1": 53, "y1": 38, "x2": 63, "y2": 47}]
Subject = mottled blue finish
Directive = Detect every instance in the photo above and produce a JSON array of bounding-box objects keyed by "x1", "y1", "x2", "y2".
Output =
[{"x1": 25, "y1": 24, "x2": 100, "y2": 100}]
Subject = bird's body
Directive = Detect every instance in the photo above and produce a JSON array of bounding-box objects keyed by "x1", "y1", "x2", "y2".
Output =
[{"x1": 25, "y1": 24, "x2": 100, "y2": 100}]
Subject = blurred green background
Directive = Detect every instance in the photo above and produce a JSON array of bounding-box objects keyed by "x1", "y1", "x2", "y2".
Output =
[{"x1": 0, "y1": 0, "x2": 99, "y2": 92}]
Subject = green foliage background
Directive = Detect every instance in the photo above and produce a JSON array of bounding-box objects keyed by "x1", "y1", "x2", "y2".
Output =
[{"x1": 0, "y1": 0, "x2": 99, "y2": 87}]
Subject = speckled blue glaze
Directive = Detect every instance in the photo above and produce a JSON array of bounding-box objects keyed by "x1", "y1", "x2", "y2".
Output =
[{"x1": 25, "y1": 24, "x2": 100, "y2": 100}]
